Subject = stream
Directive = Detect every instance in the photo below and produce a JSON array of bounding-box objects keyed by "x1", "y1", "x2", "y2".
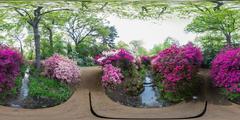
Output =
[
  {"x1": 106, "y1": 73, "x2": 171, "y2": 108},
  {"x1": 8, "y1": 67, "x2": 30, "y2": 108}
]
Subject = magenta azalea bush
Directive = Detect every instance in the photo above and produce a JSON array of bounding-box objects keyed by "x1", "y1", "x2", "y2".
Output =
[
  {"x1": 211, "y1": 47, "x2": 240, "y2": 93},
  {"x1": 140, "y1": 56, "x2": 151, "y2": 66},
  {"x1": 0, "y1": 46, "x2": 22, "y2": 93},
  {"x1": 152, "y1": 43, "x2": 203, "y2": 92},
  {"x1": 95, "y1": 49, "x2": 135, "y2": 66},
  {"x1": 102, "y1": 64, "x2": 124, "y2": 88},
  {"x1": 43, "y1": 54, "x2": 81, "y2": 84},
  {"x1": 95, "y1": 49, "x2": 142, "y2": 94},
  {"x1": 95, "y1": 49, "x2": 136, "y2": 86}
]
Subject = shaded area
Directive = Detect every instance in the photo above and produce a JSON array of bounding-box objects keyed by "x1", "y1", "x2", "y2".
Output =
[{"x1": 105, "y1": 73, "x2": 172, "y2": 108}]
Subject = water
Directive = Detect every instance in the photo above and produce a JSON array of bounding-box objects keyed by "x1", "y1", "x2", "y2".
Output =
[
  {"x1": 19, "y1": 68, "x2": 30, "y2": 100},
  {"x1": 8, "y1": 67, "x2": 30, "y2": 108},
  {"x1": 140, "y1": 73, "x2": 169, "y2": 107}
]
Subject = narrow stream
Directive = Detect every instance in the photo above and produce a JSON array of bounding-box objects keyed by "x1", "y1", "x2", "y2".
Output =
[
  {"x1": 8, "y1": 67, "x2": 30, "y2": 108},
  {"x1": 106, "y1": 72, "x2": 171, "y2": 108},
  {"x1": 140, "y1": 73, "x2": 169, "y2": 107}
]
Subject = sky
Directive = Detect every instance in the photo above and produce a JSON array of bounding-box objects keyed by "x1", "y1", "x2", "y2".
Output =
[{"x1": 107, "y1": 15, "x2": 197, "y2": 50}]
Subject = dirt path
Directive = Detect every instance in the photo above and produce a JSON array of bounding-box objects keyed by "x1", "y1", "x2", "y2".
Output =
[{"x1": 0, "y1": 67, "x2": 239, "y2": 120}]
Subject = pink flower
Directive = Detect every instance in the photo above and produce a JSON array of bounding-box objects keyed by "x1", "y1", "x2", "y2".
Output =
[
  {"x1": 95, "y1": 49, "x2": 135, "y2": 66},
  {"x1": 43, "y1": 54, "x2": 81, "y2": 84},
  {"x1": 211, "y1": 47, "x2": 240, "y2": 93},
  {"x1": 0, "y1": 45, "x2": 22, "y2": 93},
  {"x1": 151, "y1": 43, "x2": 203, "y2": 92},
  {"x1": 101, "y1": 64, "x2": 124, "y2": 88}
]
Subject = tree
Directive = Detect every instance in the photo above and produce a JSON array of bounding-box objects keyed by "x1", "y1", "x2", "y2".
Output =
[
  {"x1": 66, "y1": 13, "x2": 102, "y2": 51},
  {"x1": 186, "y1": 3, "x2": 240, "y2": 46},
  {"x1": 101, "y1": 26, "x2": 118, "y2": 48},
  {"x1": 41, "y1": 11, "x2": 70, "y2": 57},
  {"x1": 10, "y1": 3, "x2": 71, "y2": 71},
  {"x1": 150, "y1": 37, "x2": 178, "y2": 55},
  {"x1": 116, "y1": 40, "x2": 130, "y2": 50},
  {"x1": 129, "y1": 40, "x2": 149, "y2": 56},
  {"x1": 195, "y1": 33, "x2": 225, "y2": 67}
]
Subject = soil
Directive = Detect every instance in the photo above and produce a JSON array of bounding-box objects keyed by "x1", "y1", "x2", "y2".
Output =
[
  {"x1": 1, "y1": 95, "x2": 63, "y2": 109},
  {"x1": 229, "y1": 98, "x2": 240, "y2": 105}
]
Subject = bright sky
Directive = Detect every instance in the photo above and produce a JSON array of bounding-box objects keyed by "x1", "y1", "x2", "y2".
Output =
[{"x1": 107, "y1": 15, "x2": 197, "y2": 50}]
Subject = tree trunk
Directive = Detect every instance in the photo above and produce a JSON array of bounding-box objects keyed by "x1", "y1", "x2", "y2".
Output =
[
  {"x1": 74, "y1": 41, "x2": 78, "y2": 52},
  {"x1": 16, "y1": 37, "x2": 23, "y2": 56},
  {"x1": 47, "y1": 27, "x2": 54, "y2": 55},
  {"x1": 33, "y1": 24, "x2": 41, "y2": 70},
  {"x1": 19, "y1": 40, "x2": 23, "y2": 56},
  {"x1": 225, "y1": 33, "x2": 232, "y2": 46}
]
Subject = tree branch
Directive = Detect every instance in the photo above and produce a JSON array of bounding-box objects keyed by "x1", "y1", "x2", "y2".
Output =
[
  {"x1": 100, "y1": 2, "x2": 108, "y2": 10},
  {"x1": 40, "y1": 8, "x2": 72, "y2": 16},
  {"x1": 78, "y1": 28, "x2": 94, "y2": 44},
  {"x1": 14, "y1": 8, "x2": 33, "y2": 25}
]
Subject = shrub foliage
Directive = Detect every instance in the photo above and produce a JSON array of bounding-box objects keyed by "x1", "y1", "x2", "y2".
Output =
[
  {"x1": 152, "y1": 43, "x2": 203, "y2": 101},
  {"x1": 0, "y1": 45, "x2": 22, "y2": 93},
  {"x1": 211, "y1": 47, "x2": 240, "y2": 97},
  {"x1": 43, "y1": 54, "x2": 81, "y2": 84}
]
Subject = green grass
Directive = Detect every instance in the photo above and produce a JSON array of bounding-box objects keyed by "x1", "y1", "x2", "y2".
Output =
[{"x1": 29, "y1": 75, "x2": 73, "y2": 102}]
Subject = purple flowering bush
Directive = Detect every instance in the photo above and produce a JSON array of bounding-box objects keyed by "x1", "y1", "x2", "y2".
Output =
[
  {"x1": 95, "y1": 49, "x2": 135, "y2": 66},
  {"x1": 43, "y1": 54, "x2": 81, "y2": 84},
  {"x1": 96, "y1": 49, "x2": 143, "y2": 96},
  {"x1": 211, "y1": 47, "x2": 240, "y2": 100},
  {"x1": 140, "y1": 56, "x2": 151, "y2": 66},
  {"x1": 102, "y1": 64, "x2": 124, "y2": 88},
  {"x1": 152, "y1": 43, "x2": 203, "y2": 102},
  {"x1": 0, "y1": 45, "x2": 22, "y2": 93}
]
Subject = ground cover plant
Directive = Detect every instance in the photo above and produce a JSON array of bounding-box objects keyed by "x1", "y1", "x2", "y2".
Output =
[{"x1": 152, "y1": 43, "x2": 203, "y2": 102}]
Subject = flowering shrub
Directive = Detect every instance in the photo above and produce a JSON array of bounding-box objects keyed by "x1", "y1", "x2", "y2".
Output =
[
  {"x1": 140, "y1": 56, "x2": 151, "y2": 66},
  {"x1": 43, "y1": 54, "x2": 80, "y2": 84},
  {"x1": 211, "y1": 48, "x2": 240, "y2": 94},
  {"x1": 96, "y1": 49, "x2": 143, "y2": 96},
  {"x1": 0, "y1": 46, "x2": 22, "y2": 93},
  {"x1": 102, "y1": 64, "x2": 124, "y2": 88},
  {"x1": 152, "y1": 43, "x2": 203, "y2": 101},
  {"x1": 95, "y1": 49, "x2": 135, "y2": 66},
  {"x1": 96, "y1": 48, "x2": 137, "y2": 77}
]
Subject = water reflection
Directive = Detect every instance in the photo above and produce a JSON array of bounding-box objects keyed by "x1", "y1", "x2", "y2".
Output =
[
  {"x1": 8, "y1": 67, "x2": 30, "y2": 108},
  {"x1": 106, "y1": 72, "x2": 171, "y2": 108}
]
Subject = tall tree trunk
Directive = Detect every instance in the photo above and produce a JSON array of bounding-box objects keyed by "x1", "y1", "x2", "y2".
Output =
[
  {"x1": 47, "y1": 27, "x2": 54, "y2": 55},
  {"x1": 74, "y1": 41, "x2": 78, "y2": 52},
  {"x1": 225, "y1": 33, "x2": 232, "y2": 46},
  {"x1": 33, "y1": 24, "x2": 41, "y2": 70},
  {"x1": 16, "y1": 37, "x2": 23, "y2": 56},
  {"x1": 19, "y1": 40, "x2": 23, "y2": 56}
]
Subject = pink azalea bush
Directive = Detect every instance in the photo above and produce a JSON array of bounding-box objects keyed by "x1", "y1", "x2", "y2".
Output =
[
  {"x1": 0, "y1": 45, "x2": 22, "y2": 93},
  {"x1": 95, "y1": 49, "x2": 136, "y2": 86},
  {"x1": 95, "y1": 49, "x2": 135, "y2": 66},
  {"x1": 152, "y1": 43, "x2": 203, "y2": 92},
  {"x1": 102, "y1": 64, "x2": 124, "y2": 88},
  {"x1": 43, "y1": 54, "x2": 80, "y2": 84},
  {"x1": 95, "y1": 49, "x2": 143, "y2": 95},
  {"x1": 211, "y1": 47, "x2": 240, "y2": 93}
]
